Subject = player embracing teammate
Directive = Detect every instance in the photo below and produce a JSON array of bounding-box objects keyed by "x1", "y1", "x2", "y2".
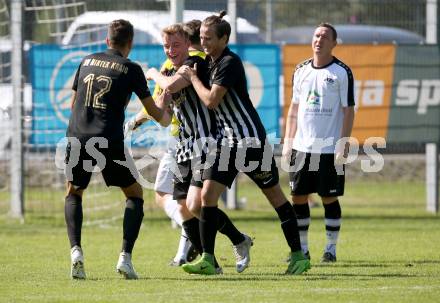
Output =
[
  {"x1": 179, "y1": 11, "x2": 311, "y2": 275},
  {"x1": 63, "y1": 14, "x2": 317, "y2": 279}
]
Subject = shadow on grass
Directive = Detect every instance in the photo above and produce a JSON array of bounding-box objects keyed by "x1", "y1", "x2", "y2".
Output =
[
  {"x1": 138, "y1": 274, "x2": 304, "y2": 282},
  {"x1": 250, "y1": 259, "x2": 440, "y2": 271},
  {"x1": 223, "y1": 214, "x2": 440, "y2": 222},
  {"x1": 337, "y1": 259, "x2": 440, "y2": 266},
  {"x1": 2, "y1": 208, "x2": 439, "y2": 228},
  {"x1": 136, "y1": 271, "x2": 422, "y2": 282}
]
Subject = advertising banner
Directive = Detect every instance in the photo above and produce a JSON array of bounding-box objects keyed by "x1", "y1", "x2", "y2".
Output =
[
  {"x1": 30, "y1": 44, "x2": 280, "y2": 147},
  {"x1": 387, "y1": 45, "x2": 440, "y2": 143},
  {"x1": 283, "y1": 44, "x2": 396, "y2": 144}
]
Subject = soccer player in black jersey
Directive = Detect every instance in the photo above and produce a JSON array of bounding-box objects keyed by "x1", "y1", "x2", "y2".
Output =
[
  {"x1": 131, "y1": 23, "x2": 253, "y2": 275},
  {"x1": 64, "y1": 19, "x2": 168, "y2": 280},
  {"x1": 180, "y1": 11, "x2": 311, "y2": 275}
]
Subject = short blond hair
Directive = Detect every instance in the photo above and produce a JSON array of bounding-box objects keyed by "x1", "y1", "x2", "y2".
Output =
[{"x1": 161, "y1": 23, "x2": 189, "y2": 41}]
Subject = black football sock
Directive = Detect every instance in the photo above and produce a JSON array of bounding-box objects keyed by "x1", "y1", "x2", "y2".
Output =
[
  {"x1": 65, "y1": 194, "x2": 83, "y2": 248},
  {"x1": 217, "y1": 208, "x2": 245, "y2": 245},
  {"x1": 199, "y1": 206, "x2": 218, "y2": 255},
  {"x1": 182, "y1": 217, "x2": 222, "y2": 267},
  {"x1": 182, "y1": 217, "x2": 203, "y2": 254},
  {"x1": 275, "y1": 202, "x2": 302, "y2": 252},
  {"x1": 122, "y1": 197, "x2": 144, "y2": 254}
]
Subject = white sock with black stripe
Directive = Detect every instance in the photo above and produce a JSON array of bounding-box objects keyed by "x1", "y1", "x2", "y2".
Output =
[
  {"x1": 323, "y1": 200, "x2": 342, "y2": 256},
  {"x1": 293, "y1": 203, "x2": 311, "y2": 255}
]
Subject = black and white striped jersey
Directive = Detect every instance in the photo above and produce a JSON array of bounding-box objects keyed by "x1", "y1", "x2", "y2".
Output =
[
  {"x1": 207, "y1": 47, "x2": 267, "y2": 147},
  {"x1": 165, "y1": 55, "x2": 216, "y2": 163}
]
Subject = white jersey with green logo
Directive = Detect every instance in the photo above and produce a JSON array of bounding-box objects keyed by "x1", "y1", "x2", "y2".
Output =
[{"x1": 291, "y1": 57, "x2": 355, "y2": 154}]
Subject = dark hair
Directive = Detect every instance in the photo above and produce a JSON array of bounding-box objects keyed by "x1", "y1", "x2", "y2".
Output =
[
  {"x1": 317, "y1": 22, "x2": 337, "y2": 41},
  {"x1": 184, "y1": 19, "x2": 202, "y2": 45},
  {"x1": 202, "y1": 10, "x2": 231, "y2": 42},
  {"x1": 108, "y1": 19, "x2": 134, "y2": 47}
]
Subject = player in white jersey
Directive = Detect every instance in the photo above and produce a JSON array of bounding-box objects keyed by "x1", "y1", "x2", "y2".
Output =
[{"x1": 283, "y1": 23, "x2": 355, "y2": 263}]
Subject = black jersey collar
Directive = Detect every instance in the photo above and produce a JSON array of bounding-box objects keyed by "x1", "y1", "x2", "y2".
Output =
[
  {"x1": 311, "y1": 56, "x2": 336, "y2": 69},
  {"x1": 208, "y1": 46, "x2": 231, "y2": 66},
  {"x1": 106, "y1": 48, "x2": 124, "y2": 57}
]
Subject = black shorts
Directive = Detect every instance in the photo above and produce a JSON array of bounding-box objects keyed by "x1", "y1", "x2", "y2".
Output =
[
  {"x1": 173, "y1": 159, "x2": 204, "y2": 200},
  {"x1": 202, "y1": 143, "x2": 279, "y2": 189},
  {"x1": 288, "y1": 150, "x2": 345, "y2": 197},
  {"x1": 64, "y1": 138, "x2": 138, "y2": 190}
]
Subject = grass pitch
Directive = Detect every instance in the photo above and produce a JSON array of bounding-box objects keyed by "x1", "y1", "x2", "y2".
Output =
[{"x1": 0, "y1": 180, "x2": 439, "y2": 302}]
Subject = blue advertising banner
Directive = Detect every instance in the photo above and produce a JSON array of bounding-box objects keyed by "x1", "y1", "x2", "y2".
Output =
[
  {"x1": 29, "y1": 44, "x2": 280, "y2": 147},
  {"x1": 230, "y1": 45, "x2": 280, "y2": 137}
]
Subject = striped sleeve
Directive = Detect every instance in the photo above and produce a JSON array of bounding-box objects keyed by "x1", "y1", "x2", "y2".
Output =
[
  {"x1": 337, "y1": 61, "x2": 355, "y2": 107},
  {"x1": 291, "y1": 59, "x2": 311, "y2": 104},
  {"x1": 291, "y1": 67, "x2": 300, "y2": 104}
]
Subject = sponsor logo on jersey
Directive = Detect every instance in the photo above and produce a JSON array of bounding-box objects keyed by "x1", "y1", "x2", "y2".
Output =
[
  {"x1": 324, "y1": 76, "x2": 335, "y2": 84},
  {"x1": 306, "y1": 89, "x2": 321, "y2": 105}
]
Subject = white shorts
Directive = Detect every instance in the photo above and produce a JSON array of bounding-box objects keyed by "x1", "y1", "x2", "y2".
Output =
[{"x1": 154, "y1": 149, "x2": 178, "y2": 194}]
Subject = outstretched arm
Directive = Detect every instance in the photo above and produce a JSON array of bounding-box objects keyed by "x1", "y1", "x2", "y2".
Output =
[
  {"x1": 124, "y1": 91, "x2": 172, "y2": 137},
  {"x1": 139, "y1": 92, "x2": 171, "y2": 126},
  {"x1": 146, "y1": 67, "x2": 191, "y2": 94}
]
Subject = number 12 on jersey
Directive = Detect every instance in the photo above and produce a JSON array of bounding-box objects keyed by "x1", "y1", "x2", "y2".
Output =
[{"x1": 83, "y1": 73, "x2": 112, "y2": 109}]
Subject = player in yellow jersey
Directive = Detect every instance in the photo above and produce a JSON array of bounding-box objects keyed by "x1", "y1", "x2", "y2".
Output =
[{"x1": 124, "y1": 20, "x2": 206, "y2": 266}]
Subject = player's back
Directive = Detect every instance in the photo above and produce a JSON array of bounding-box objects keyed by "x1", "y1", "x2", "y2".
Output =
[
  {"x1": 67, "y1": 49, "x2": 149, "y2": 142},
  {"x1": 209, "y1": 47, "x2": 266, "y2": 146}
]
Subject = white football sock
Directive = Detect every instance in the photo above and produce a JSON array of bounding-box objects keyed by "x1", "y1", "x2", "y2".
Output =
[
  {"x1": 163, "y1": 197, "x2": 183, "y2": 226},
  {"x1": 297, "y1": 217, "x2": 310, "y2": 254},
  {"x1": 173, "y1": 228, "x2": 191, "y2": 262},
  {"x1": 324, "y1": 218, "x2": 341, "y2": 255}
]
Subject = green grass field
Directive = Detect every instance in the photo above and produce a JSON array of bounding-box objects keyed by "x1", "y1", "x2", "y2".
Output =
[{"x1": 0, "y1": 180, "x2": 439, "y2": 302}]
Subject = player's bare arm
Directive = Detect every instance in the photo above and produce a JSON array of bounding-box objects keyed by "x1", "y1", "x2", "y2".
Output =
[
  {"x1": 339, "y1": 106, "x2": 355, "y2": 157},
  {"x1": 154, "y1": 91, "x2": 173, "y2": 127},
  {"x1": 282, "y1": 102, "x2": 299, "y2": 160},
  {"x1": 146, "y1": 67, "x2": 191, "y2": 94},
  {"x1": 140, "y1": 95, "x2": 168, "y2": 124},
  {"x1": 180, "y1": 63, "x2": 226, "y2": 109}
]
